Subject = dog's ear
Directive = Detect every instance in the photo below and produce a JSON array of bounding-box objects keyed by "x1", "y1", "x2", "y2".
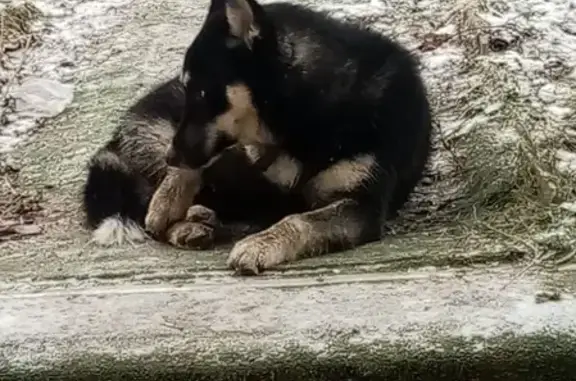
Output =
[
  {"x1": 208, "y1": 0, "x2": 226, "y2": 13},
  {"x1": 225, "y1": 0, "x2": 260, "y2": 50}
]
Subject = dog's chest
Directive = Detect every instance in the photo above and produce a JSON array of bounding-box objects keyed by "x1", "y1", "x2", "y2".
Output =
[{"x1": 243, "y1": 144, "x2": 302, "y2": 190}]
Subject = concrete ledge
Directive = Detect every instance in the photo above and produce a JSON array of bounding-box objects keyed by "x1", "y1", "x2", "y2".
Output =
[{"x1": 2, "y1": 265, "x2": 575, "y2": 380}]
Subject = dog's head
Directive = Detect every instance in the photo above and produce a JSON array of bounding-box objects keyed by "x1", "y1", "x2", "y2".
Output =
[{"x1": 167, "y1": 0, "x2": 276, "y2": 169}]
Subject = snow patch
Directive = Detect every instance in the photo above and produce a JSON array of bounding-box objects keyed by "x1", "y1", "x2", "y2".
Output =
[{"x1": 0, "y1": 0, "x2": 133, "y2": 156}]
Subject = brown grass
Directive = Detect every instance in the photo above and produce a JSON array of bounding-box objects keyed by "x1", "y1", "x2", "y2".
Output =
[
  {"x1": 0, "y1": 1, "x2": 41, "y2": 55},
  {"x1": 394, "y1": 0, "x2": 576, "y2": 267},
  {"x1": 0, "y1": 2, "x2": 44, "y2": 241}
]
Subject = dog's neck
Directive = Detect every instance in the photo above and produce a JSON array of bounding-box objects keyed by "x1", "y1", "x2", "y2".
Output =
[{"x1": 243, "y1": 143, "x2": 281, "y2": 171}]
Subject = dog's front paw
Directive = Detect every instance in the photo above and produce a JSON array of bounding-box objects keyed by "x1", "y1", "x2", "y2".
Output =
[
  {"x1": 144, "y1": 204, "x2": 171, "y2": 238},
  {"x1": 145, "y1": 167, "x2": 202, "y2": 239},
  {"x1": 167, "y1": 221, "x2": 215, "y2": 250},
  {"x1": 226, "y1": 232, "x2": 288, "y2": 275}
]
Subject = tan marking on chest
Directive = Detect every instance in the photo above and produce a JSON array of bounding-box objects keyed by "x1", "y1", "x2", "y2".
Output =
[
  {"x1": 213, "y1": 84, "x2": 274, "y2": 146},
  {"x1": 243, "y1": 144, "x2": 302, "y2": 190}
]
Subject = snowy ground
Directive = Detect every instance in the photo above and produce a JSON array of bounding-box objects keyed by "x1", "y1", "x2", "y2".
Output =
[
  {"x1": 1, "y1": 0, "x2": 575, "y2": 258},
  {"x1": 0, "y1": 0, "x2": 127, "y2": 154},
  {"x1": 2, "y1": 0, "x2": 575, "y2": 156}
]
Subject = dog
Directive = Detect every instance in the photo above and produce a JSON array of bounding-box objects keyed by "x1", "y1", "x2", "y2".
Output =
[
  {"x1": 82, "y1": 76, "x2": 307, "y2": 248},
  {"x1": 82, "y1": 0, "x2": 433, "y2": 275}
]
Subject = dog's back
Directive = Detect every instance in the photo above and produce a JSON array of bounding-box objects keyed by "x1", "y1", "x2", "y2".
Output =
[
  {"x1": 265, "y1": 3, "x2": 432, "y2": 214},
  {"x1": 82, "y1": 78, "x2": 184, "y2": 245}
]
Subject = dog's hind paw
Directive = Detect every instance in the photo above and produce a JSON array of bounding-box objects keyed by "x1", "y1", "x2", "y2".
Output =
[
  {"x1": 185, "y1": 205, "x2": 220, "y2": 227},
  {"x1": 167, "y1": 221, "x2": 215, "y2": 250}
]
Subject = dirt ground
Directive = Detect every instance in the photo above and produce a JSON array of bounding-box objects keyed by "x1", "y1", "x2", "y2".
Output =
[
  {"x1": 0, "y1": 0, "x2": 575, "y2": 267},
  {"x1": 1, "y1": 1, "x2": 45, "y2": 241}
]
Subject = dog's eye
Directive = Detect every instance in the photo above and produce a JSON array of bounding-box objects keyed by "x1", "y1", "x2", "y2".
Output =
[{"x1": 191, "y1": 90, "x2": 205, "y2": 101}]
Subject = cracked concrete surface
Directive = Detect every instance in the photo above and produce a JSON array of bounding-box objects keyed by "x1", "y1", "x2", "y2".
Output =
[{"x1": 2, "y1": 265, "x2": 576, "y2": 380}]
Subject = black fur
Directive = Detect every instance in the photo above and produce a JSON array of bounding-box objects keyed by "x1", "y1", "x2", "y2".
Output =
[
  {"x1": 82, "y1": 79, "x2": 181, "y2": 230},
  {"x1": 82, "y1": 78, "x2": 307, "y2": 237},
  {"x1": 82, "y1": 148, "x2": 150, "y2": 228},
  {"x1": 175, "y1": 1, "x2": 432, "y2": 220}
]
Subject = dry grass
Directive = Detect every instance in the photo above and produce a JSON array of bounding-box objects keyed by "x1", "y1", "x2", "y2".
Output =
[
  {"x1": 391, "y1": 0, "x2": 576, "y2": 267},
  {"x1": 0, "y1": 1, "x2": 41, "y2": 55},
  {"x1": 0, "y1": 1, "x2": 44, "y2": 241},
  {"x1": 0, "y1": 162, "x2": 44, "y2": 241},
  {"x1": 1, "y1": 1, "x2": 42, "y2": 127}
]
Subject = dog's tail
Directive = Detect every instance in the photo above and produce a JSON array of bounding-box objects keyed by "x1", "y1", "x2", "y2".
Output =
[{"x1": 82, "y1": 147, "x2": 151, "y2": 246}]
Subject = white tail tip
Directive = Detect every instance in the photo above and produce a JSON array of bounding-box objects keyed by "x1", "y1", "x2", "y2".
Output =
[{"x1": 91, "y1": 216, "x2": 148, "y2": 246}]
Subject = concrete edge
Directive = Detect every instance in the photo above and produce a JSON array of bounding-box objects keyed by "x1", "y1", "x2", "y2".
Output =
[
  {"x1": 1, "y1": 333, "x2": 575, "y2": 380},
  {"x1": 2, "y1": 265, "x2": 576, "y2": 381}
]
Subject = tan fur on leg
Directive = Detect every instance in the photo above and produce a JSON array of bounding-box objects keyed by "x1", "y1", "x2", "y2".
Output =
[
  {"x1": 304, "y1": 154, "x2": 378, "y2": 203},
  {"x1": 226, "y1": 199, "x2": 366, "y2": 275},
  {"x1": 226, "y1": 153, "x2": 381, "y2": 275},
  {"x1": 144, "y1": 167, "x2": 202, "y2": 238}
]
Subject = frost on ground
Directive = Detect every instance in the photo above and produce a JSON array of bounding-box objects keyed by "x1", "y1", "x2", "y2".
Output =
[
  {"x1": 1, "y1": 1, "x2": 43, "y2": 155},
  {"x1": 0, "y1": 1, "x2": 46, "y2": 240},
  {"x1": 0, "y1": 0, "x2": 575, "y2": 264},
  {"x1": 0, "y1": 0, "x2": 120, "y2": 239},
  {"x1": 311, "y1": 0, "x2": 576, "y2": 264}
]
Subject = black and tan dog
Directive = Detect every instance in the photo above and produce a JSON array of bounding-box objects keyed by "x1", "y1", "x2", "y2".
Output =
[{"x1": 82, "y1": 0, "x2": 433, "y2": 275}]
